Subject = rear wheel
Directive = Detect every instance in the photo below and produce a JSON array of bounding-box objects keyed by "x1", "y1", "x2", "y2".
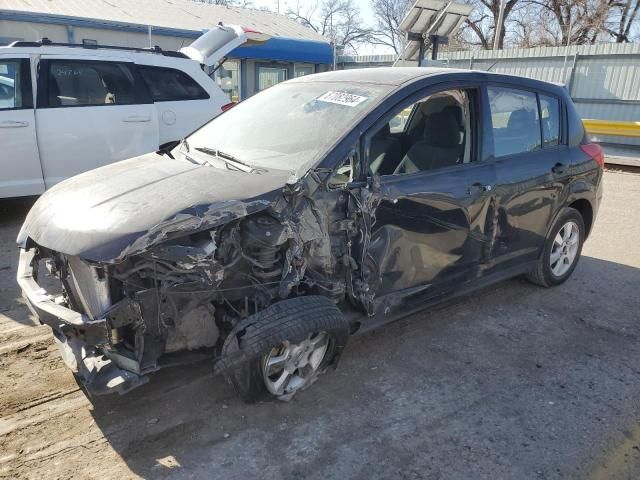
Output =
[
  {"x1": 526, "y1": 207, "x2": 585, "y2": 287},
  {"x1": 219, "y1": 296, "x2": 350, "y2": 402}
]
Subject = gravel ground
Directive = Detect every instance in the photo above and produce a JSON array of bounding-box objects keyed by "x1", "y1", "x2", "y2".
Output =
[{"x1": 0, "y1": 169, "x2": 638, "y2": 480}]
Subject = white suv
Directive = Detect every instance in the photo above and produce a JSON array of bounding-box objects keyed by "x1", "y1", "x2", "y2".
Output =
[{"x1": 0, "y1": 24, "x2": 264, "y2": 198}]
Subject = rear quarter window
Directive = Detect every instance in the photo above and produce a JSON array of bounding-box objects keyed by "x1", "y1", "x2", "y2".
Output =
[{"x1": 138, "y1": 66, "x2": 209, "y2": 102}]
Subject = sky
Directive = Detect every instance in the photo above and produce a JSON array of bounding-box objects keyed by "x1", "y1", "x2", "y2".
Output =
[
  {"x1": 251, "y1": 0, "x2": 392, "y2": 54},
  {"x1": 252, "y1": 0, "x2": 377, "y2": 24}
]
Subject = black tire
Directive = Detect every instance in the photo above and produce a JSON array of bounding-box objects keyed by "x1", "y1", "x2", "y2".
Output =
[
  {"x1": 217, "y1": 296, "x2": 350, "y2": 403},
  {"x1": 526, "y1": 207, "x2": 585, "y2": 288}
]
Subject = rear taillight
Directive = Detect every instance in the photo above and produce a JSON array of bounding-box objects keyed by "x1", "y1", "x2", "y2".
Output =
[
  {"x1": 580, "y1": 143, "x2": 605, "y2": 168},
  {"x1": 221, "y1": 102, "x2": 236, "y2": 112}
]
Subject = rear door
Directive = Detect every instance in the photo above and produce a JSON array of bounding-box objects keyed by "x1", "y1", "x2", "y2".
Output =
[
  {"x1": 487, "y1": 85, "x2": 570, "y2": 269},
  {"x1": 35, "y1": 56, "x2": 158, "y2": 188},
  {"x1": 0, "y1": 54, "x2": 44, "y2": 197}
]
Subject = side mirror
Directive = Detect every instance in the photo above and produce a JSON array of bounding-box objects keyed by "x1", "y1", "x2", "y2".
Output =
[{"x1": 156, "y1": 140, "x2": 181, "y2": 158}]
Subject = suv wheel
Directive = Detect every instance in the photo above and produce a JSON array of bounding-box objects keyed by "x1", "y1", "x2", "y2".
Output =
[
  {"x1": 219, "y1": 296, "x2": 350, "y2": 402},
  {"x1": 526, "y1": 207, "x2": 585, "y2": 287}
]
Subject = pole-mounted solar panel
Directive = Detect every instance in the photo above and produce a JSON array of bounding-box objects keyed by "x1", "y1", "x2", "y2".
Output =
[{"x1": 397, "y1": 0, "x2": 472, "y2": 66}]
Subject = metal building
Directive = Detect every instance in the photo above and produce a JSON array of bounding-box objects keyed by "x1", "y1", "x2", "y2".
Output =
[{"x1": 0, "y1": 0, "x2": 333, "y2": 101}]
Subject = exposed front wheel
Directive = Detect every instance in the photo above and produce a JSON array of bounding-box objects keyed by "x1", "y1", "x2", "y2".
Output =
[
  {"x1": 526, "y1": 207, "x2": 585, "y2": 287},
  {"x1": 218, "y1": 296, "x2": 350, "y2": 402},
  {"x1": 262, "y1": 332, "x2": 331, "y2": 399}
]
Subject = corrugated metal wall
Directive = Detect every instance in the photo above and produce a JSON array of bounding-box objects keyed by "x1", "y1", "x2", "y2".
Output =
[{"x1": 446, "y1": 43, "x2": 640, "y2": 146}]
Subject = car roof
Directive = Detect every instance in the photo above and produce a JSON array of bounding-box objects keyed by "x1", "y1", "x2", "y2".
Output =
[
  {"x1": 290, "y1": 67, "x2": 465, "y2": 86},
  {"x1": 291, "y1": 67, "x2": 565, "y2": 95},
  {"x1": 0, "y1": 45, "x2": 191, "y2": 63}
]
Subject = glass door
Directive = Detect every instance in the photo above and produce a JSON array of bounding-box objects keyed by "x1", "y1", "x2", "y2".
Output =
[{"x1": 258, "y1": 66, "x2": 288, "y2": 91}]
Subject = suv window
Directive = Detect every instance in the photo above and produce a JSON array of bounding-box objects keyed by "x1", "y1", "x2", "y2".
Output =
[
  {"x1": 540, "y1": 94, "x2": 560, "y2": 147},
  {"x1": 0, "y1": 59, "x2": 31, "y2": 110},
  {"x1": 488, "y1": 87, "x2": 541, "y2": 157},
  {"x1": 46, "y1": 60, "x2": 138, "y2": 107},
  {"x1": 138, "y1": 66, "x2": 209, "y2": 102},
  {"x1": 368, "y1": 89, "x2": 472, "y2": 176}
]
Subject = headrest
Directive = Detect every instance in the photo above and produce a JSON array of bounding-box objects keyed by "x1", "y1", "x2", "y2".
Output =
[
  {"x1": 443, "y1": 105, "x2": 463, "y2": 128},
  {"x1": 507, "y1": 109, "x2": 537, "y2": 130},
  {"x1": 374, "y1": 122, "x2": 391, "y2": 138},
  {"x1": 423, "y1": 110, "x2": 460, "y2": 148}
]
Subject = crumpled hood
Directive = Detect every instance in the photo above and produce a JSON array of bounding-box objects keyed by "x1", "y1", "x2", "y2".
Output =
[{"x1": 18, "y1": 153, "x2": 290, "y2": 262}]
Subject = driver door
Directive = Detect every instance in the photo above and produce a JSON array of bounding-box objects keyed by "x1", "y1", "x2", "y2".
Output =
[{"x1": 364, "y1": 86, "x2": 497, "y2": 307}]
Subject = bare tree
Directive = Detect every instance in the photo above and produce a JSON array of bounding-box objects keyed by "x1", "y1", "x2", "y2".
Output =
[
  {"x1": 522, "y1": 0, "x2": 616, "y2": 44},
  {"x1": 460, "y1": 0, "x2": 523, "y2": 49},
  {"x1": 607, "y1": 0, "x2": 640, "y2": 42},
  {"x1": 368, "y1": 0, "x2": 412, "y2": 54},
  {"x1": 286, "y1": 0, "x2": 372, "y2": 52}
]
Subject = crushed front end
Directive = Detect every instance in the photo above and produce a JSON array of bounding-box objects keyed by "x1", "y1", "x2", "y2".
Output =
[{"x1": 16, "y1": 170, "x2": 371, "y2": 396}]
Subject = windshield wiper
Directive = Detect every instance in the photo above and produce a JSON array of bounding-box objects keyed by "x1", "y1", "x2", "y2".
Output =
[{"x1": 194, "y1": 147, "x2": 255, "y2": 173}]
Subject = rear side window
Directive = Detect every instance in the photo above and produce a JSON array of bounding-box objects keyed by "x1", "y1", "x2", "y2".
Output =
[
  {"x1": 0, "y1": 58, "x2": 32, "y2": 110},
  {"x1": 488, "y1": 87, "x2": 541, "y2": 157},
  {"x1": 540, "y1": 94, "x2": 560, "y2": 146},
  {"x1": 138, "y1": 66, "x2": 209, "y2": 102},
  {"x1": 46, "y1": 61, "x2": 139, "y2": 107}
]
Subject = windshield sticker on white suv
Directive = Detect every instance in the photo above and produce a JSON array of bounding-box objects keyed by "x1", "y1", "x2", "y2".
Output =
[{"x1": 317, "y1": 91, "x2": 368, "y2": 107}]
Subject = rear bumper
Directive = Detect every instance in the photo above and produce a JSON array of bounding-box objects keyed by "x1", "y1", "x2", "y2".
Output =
[{"x1": 17, "y1": 247, "x2": 148, "y2": 395}]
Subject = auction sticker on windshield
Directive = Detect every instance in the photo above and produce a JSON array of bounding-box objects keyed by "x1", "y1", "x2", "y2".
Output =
[{"x1": 317, "y1": 91, "x2": 368, "y2": 107}]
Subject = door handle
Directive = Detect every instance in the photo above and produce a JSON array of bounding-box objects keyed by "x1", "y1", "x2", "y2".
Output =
[
  {"x1": 0, "y1": 120, "x2": 29, "y2": 128},
  {"x1": 123, "y1": 115, "x2": 151, "y2": 123},
  {"x1": 468, "y1": 182, "x2": 492, "y2": 196},
  {"x1": 551, "y1": 162, "x2": 566, "y2": 174}
]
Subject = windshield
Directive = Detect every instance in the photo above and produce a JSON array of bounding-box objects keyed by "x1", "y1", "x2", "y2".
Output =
[{"x1": 185, "y1": 81, "x2": 390, "y2": 179}]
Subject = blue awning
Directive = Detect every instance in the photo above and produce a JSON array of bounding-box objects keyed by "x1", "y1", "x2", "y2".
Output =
[{"x1": 230, "y1": 37, "x2": 333, "y2": 64}]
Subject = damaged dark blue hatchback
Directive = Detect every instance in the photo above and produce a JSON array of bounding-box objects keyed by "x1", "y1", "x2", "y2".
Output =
[{"x1": 17, "y1": 67, "x2": 604, "y2": 402}]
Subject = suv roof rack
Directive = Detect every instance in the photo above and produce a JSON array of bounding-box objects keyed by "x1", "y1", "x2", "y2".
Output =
[{"x1": 7, "y1": 37, "x2": 189, "y2": 59}]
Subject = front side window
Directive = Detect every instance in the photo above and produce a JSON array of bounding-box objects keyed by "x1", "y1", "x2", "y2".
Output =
[
  {"x1": 540, "y1": 94, "x2": 560, "y2": 147},
  {"x1": 0, "y1": 59, "x2": 29, "y2": 110},
  {"x1": 488, "y1": 86, "x2": 541, "y2": 157},
  {"x1": 46, "y1": 61, "x2": 138, "y2": 107},
  {"x1": 368, "y1": 89, "x2": 472, "y2": 176},
  {"x1": 139, "y1": 66, "x2": 209, "y2": 102}
]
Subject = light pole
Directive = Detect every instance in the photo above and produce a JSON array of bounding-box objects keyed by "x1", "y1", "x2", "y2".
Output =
[{"x1": 493, "y1": 0, "x2": 506, "y2": 50}]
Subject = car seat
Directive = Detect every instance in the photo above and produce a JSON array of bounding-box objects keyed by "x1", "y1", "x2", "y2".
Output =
[
  {"x1": 369, "y1": 123, "x2": 401, "y2": 175},
  {"x1": 393, "y1": 109, "x2": 461, "y2": 174}
]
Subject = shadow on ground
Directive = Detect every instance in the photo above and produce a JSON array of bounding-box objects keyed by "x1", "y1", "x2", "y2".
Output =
[
  {"x1": 0, "y1": 197, "x2": 38, "y2": 326},
  {"x1": 85, "y1": 255, "x2": 640, "y2": 480}
]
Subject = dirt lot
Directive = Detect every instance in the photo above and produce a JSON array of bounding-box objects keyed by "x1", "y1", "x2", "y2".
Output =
[{"x1": 0, "y1": 169, "x2": 639, "y2": 480}]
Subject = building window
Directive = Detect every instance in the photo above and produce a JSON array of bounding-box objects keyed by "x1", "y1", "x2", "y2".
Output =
[
  {"x1": 258, "y1": 66, "x2": 288, "y2": 91},
  {"x1": 214, "y1": 60, "x2": 240, "y2": 102},
  {"x1": 294, "y1": 64, "x2": 314, "y2": 78}
]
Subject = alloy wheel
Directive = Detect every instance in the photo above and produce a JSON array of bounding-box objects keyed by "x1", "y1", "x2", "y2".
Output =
[
  {"x1": 261, "y1": 332, "x2": 330, "y2": 399},
  {"x1": 550, "y1": 220, "x2": 580, "y2": 277}
]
